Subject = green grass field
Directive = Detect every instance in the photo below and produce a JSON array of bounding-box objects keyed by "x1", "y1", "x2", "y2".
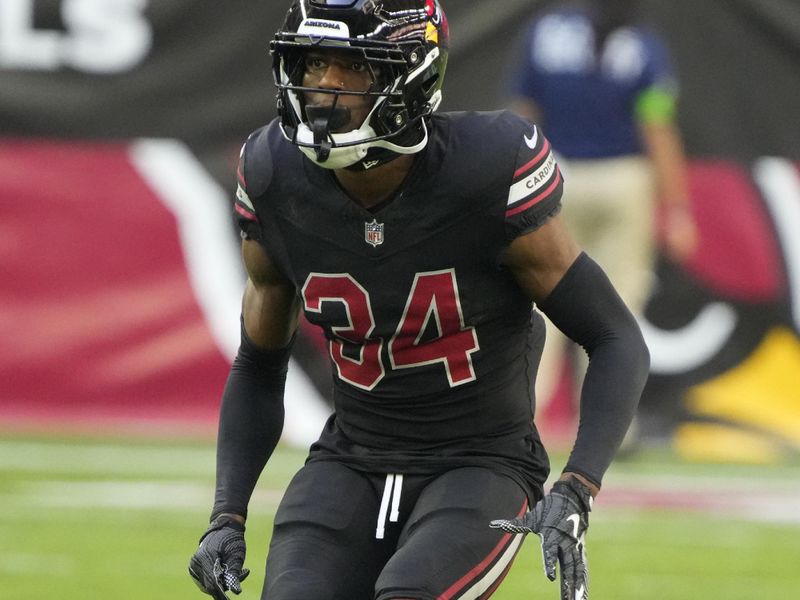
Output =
[{"x1": 1, "y1": 433, "x2": 798, "y2": 599}]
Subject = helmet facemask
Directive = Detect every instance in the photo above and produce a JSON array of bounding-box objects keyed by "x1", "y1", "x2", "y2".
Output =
[{"x1": 271, "y1": 0, "x2": 448, "y2": 170}]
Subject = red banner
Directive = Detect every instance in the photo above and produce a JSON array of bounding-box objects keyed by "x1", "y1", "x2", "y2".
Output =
[{"x1": 0, "y1": 139, "x2": 231, "y2": 430}]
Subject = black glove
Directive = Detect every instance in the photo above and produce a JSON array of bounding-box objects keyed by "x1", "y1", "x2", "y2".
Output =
[
  {"x1": 189, "y1": 516, "x2": 250, "y2": 599},
  {"x1": 490, "y1": 478, "x2": 592, "y2": 600}
]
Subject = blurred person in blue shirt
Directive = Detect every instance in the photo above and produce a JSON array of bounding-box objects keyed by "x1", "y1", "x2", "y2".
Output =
[{"x1": 508, "y1": 0, "x2": 697, "y2": 412}]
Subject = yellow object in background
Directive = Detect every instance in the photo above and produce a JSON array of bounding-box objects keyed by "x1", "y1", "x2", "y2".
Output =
[{"x1": 677, "y1": 327, "x2": 800, "y2": 462}]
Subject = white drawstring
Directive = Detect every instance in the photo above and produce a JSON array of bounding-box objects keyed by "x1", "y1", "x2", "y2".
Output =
[
  {"x1": 376, "y1": 473, "x2": 403, "y2": 539},
  {"x1": 390, "y1": 474, "x2": 403, "y2": 522}
]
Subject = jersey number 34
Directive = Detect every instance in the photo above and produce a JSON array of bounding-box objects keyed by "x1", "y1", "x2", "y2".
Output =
[{"x1": 302, "y1": 269, "x2": 480, "y2": 391}]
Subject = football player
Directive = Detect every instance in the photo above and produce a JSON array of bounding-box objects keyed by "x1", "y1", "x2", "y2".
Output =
[{"x1": 189, "y1": 1, "x2": 649, "y2": 599}]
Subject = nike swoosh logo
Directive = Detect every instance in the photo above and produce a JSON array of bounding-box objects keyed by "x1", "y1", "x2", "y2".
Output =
[
  {"x1": 575, "y1": 584, "x2": 586, "y2": 599},
  {"x1": 524, "y1": 128, "x2": 539, "y2": 149},
  {"x1": 566, "y1": 514, "x2": 580, "y2": 539}
]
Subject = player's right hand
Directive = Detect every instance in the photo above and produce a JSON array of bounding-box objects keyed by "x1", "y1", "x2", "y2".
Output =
[{"x1": 188, "y1": 516, "x2": 250, "y2": 600}]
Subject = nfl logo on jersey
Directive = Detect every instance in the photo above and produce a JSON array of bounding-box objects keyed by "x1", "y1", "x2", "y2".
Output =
[{"x1": 365, "y1": 219, "x2": 385, "y2": 247}]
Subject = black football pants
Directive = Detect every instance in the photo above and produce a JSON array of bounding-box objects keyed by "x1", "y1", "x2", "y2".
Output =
[{"x1": 261, "y1": 461, "x2": 528, "y2": 600}]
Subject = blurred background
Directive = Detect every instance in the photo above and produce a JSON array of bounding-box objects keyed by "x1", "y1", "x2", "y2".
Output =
[{"x1": 1, "y1": 1, "x2": 799, "y2": 598}]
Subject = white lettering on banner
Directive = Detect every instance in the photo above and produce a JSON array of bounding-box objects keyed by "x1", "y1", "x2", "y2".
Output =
[{"x1": 0, "y1": 0, "x2": 152, "y2": 74}]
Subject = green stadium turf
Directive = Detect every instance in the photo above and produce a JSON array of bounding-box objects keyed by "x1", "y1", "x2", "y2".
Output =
[{"x1": 1, "y1": 434, "x2": 798, "y2": 599}]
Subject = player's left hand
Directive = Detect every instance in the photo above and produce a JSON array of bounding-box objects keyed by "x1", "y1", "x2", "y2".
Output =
[
  {"x1": 188, "y1": 516, "x2": 250, "y2": 600},
  {"x1": 490, "y1": 477, "x2": 592, "y2": 600}
]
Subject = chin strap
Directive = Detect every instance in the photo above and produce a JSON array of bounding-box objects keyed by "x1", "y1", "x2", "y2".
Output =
[
  {"x1": 311, "y1": 117, "x2": 332, "y2": 163},
  {"x1": 306, "y1": 104, "x2": 352, "y2": 163}
]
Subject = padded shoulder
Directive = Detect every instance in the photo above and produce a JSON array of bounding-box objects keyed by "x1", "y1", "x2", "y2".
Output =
[
  {"x1": 239, "y1": 121, "x2": 284, "y2": 198},
  {"x1": 234, "y1": 120, "x2": 287, "y2": 239}
]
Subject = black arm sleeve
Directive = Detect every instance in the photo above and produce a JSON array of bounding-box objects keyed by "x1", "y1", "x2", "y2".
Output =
[
  {"x1": 211, "y1": 319, "x2": 293, "y2": 520},
  {"x1": 538, "y1": 252, "x2": 650, "y2": 487}
]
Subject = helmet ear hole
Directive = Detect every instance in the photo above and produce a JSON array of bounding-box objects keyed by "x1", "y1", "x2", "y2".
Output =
[{"x1": 421, "y1": 73, "x2": 439, "y2": 96}]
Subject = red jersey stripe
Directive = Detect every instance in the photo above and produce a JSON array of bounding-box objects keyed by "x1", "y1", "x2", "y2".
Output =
[
  {"x1": 235, "y1": 202, "x2": 258, "y2": 222},
  {"x1": 514, "y1": 139, "x2": 551, "y2": 180},
  {"x1": 506, "y1": 168, "x2": 562, "y2": 218}
]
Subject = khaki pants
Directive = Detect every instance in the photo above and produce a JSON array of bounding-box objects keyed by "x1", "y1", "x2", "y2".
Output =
[{"x1": 536, "y1": 155, "x2": 656, "y2": 406}]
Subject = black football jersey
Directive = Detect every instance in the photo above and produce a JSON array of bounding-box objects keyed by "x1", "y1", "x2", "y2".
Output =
[{"x1": 235, "y1": 110, "x2": 563, "y2": 499}]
